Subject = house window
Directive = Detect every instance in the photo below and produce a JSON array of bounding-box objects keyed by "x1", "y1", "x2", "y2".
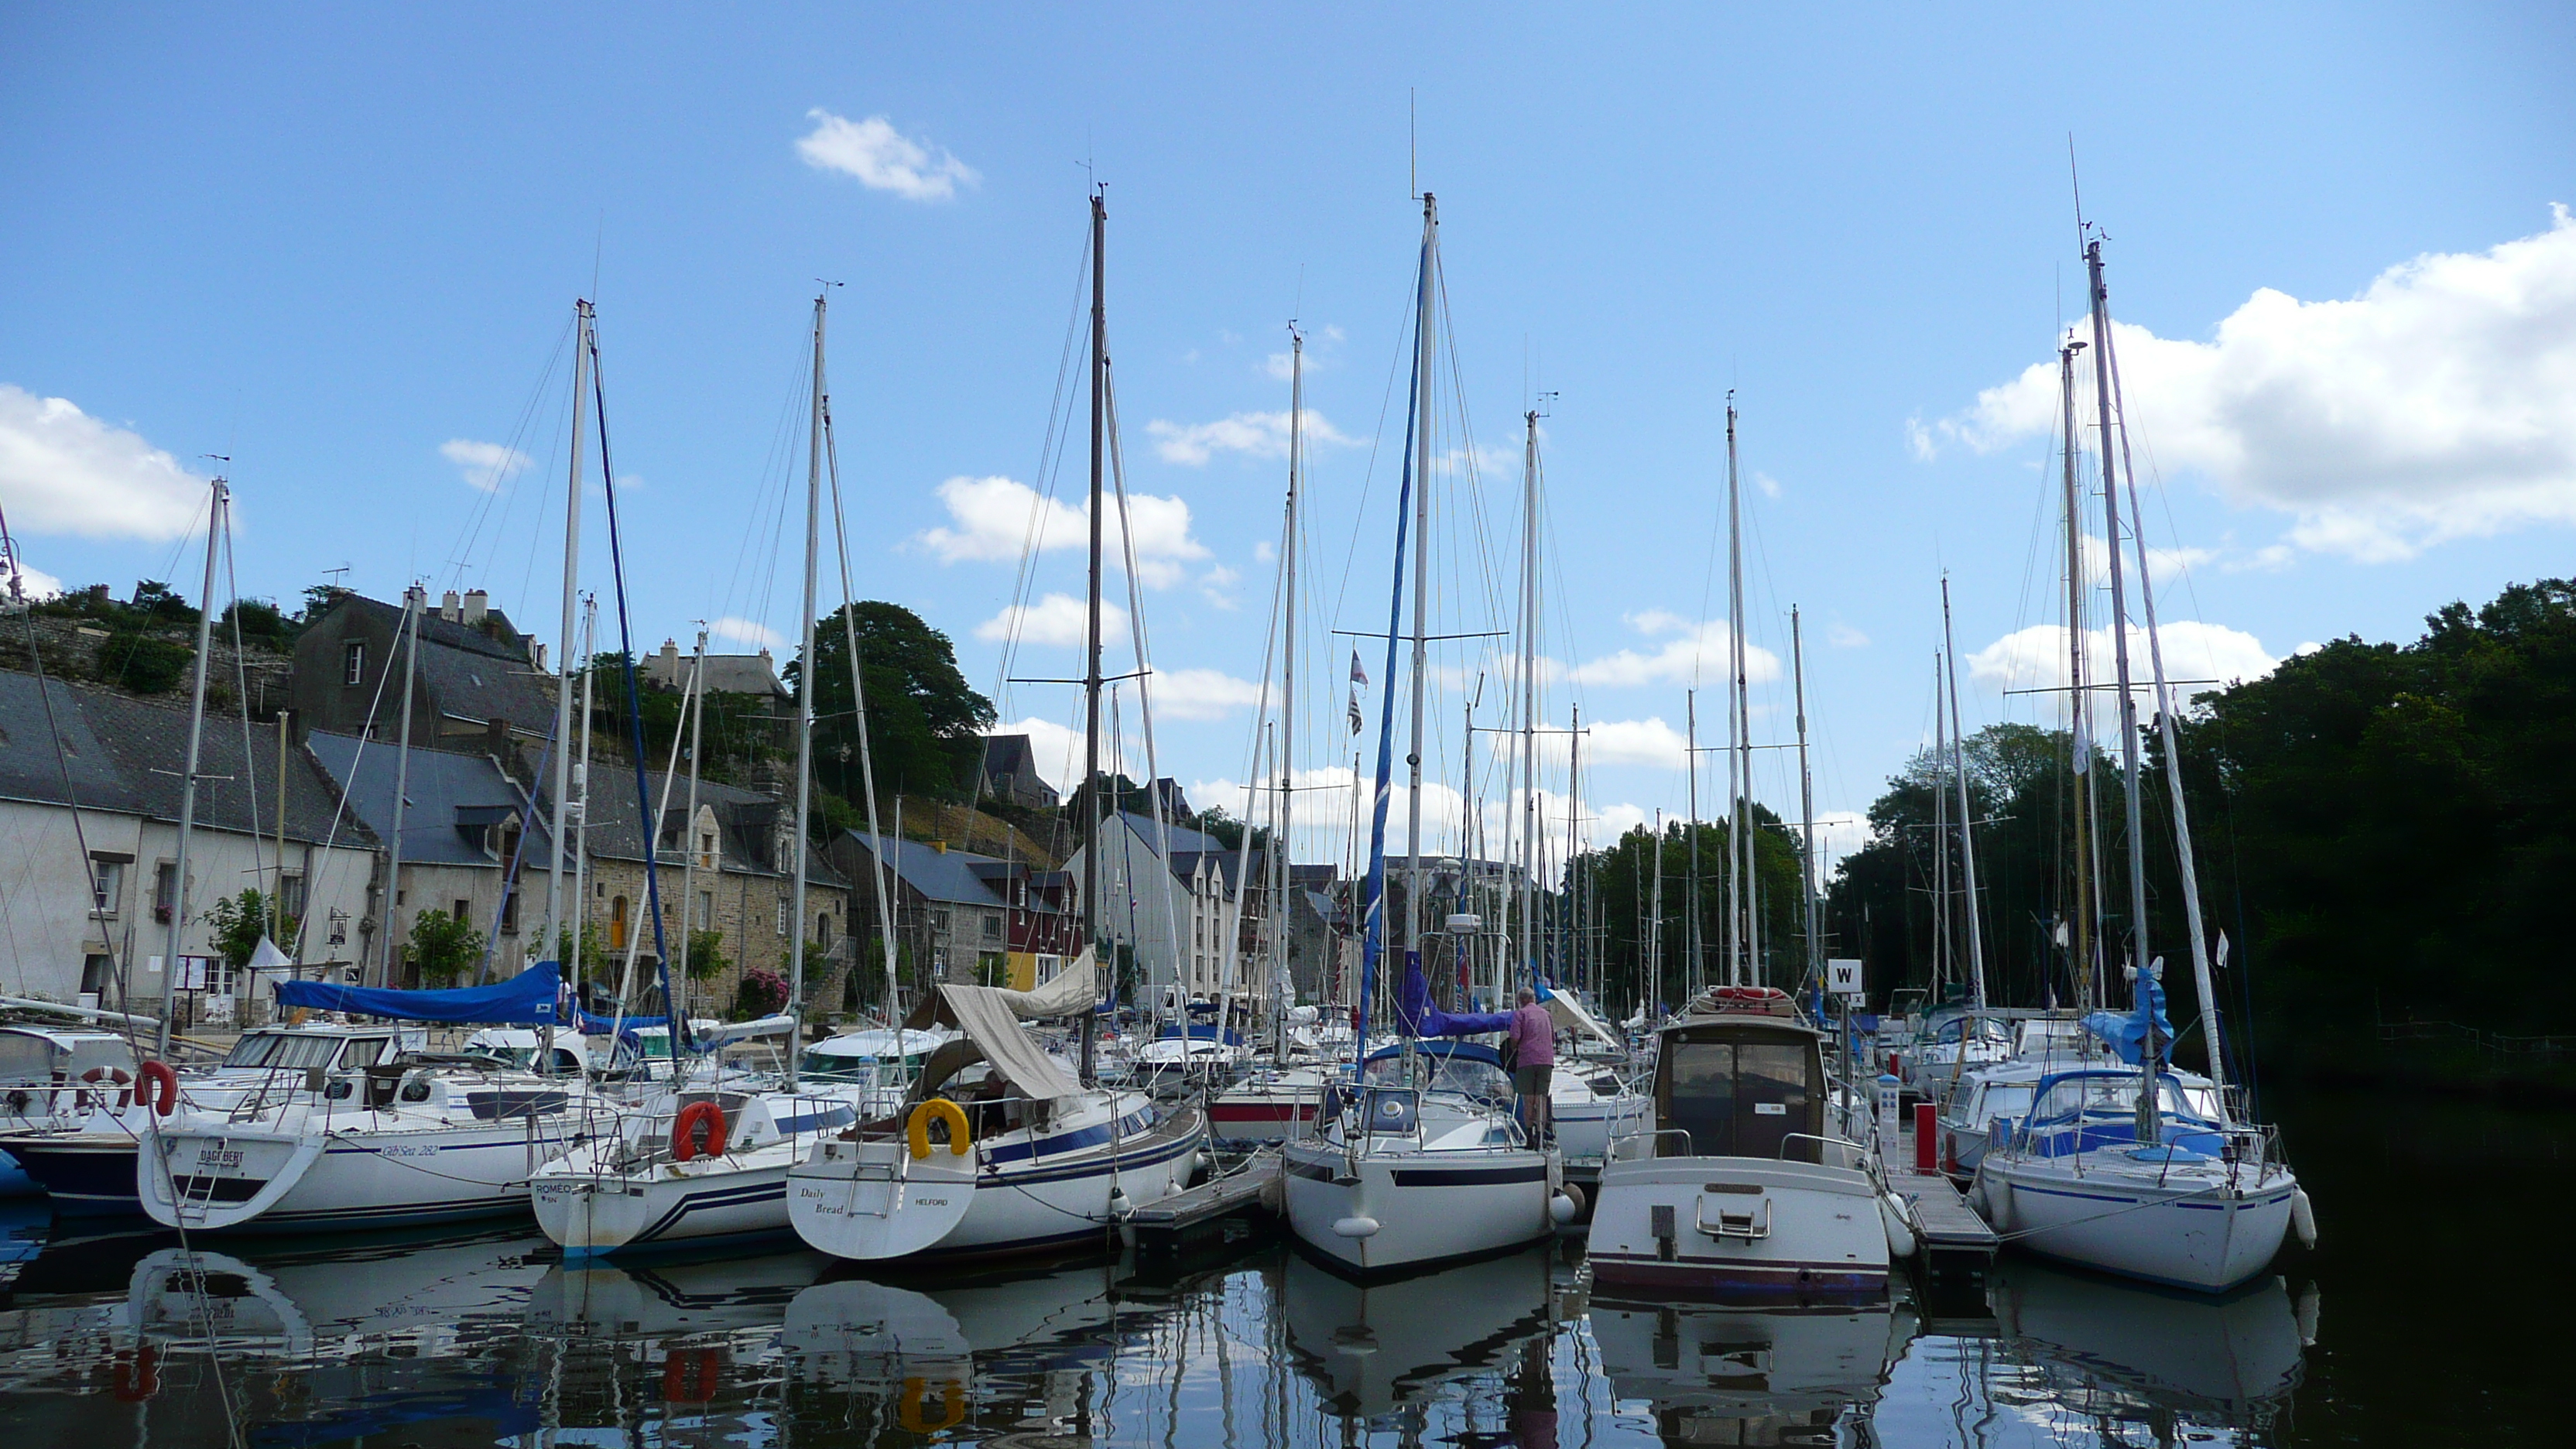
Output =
[
  {"x1": 343, "y1": 640, "x2": 366, "y2": 686},
  {"x1": 776, "y1": 896, "x2": 790, "y2": 935},
  {"x1": 90, "y1": 858, "x2": 125, "y2": 916},
  {"x1": 153, "y1": 862, "x2": 179, "y2": 918},
  {"x1": 280, "y1": 872, "x2": 306, "y2": 919},
  {"x1": 453, "y1": 899, "x2": 471, "y2": 929},
  {"x1": 699, "y1": 832, "x2": 716, "y2": 869},
  {"x1": 500, "y1": 889, "x2": 519, "y2": 933},
  {"x1": 816, "y1": 914, "x2": 833, "y2": 951},
  {"x1": 610, "y1": 896, "x2": 629, "y2": 951},
  {"x1": 697, "y1": 890, "x2": 714, "y2": 930},
  {"x1": 931, "y1": 909, "x2": 951, "y2": 933},
  {"x1": 982, "y1": 914, "x2": 1001, "y2": 942}
]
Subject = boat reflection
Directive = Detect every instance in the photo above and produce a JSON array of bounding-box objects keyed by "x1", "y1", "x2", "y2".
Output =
[
  {"x1": 1279, "y1": 1242, "x2": 1557, "y2": 1420},
  {"x1": 527, "y1": 1242, "x2": 827, "y2": 1339},
  {"x1": 1988, "y1": 1256, "x2": 2311, "y2": 1422},
  {"x1": 1589, "y1": 1291, "x2": 1917, "y2": 1444}
]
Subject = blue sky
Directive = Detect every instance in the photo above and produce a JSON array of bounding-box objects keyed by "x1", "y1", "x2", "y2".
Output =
[{"x1": 4, "y1": 5, "x2": 2570, "y2": 877}]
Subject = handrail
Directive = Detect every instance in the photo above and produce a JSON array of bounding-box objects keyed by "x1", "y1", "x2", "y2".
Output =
[{"x1": 1777, "y1": 1131, "x2": 1869, "y2": 1169}]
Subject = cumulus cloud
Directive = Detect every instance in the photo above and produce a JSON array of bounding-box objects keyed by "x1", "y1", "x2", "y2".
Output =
[
  {"x1": 1826, "y1": 622, "x2": 1870, "y2": 649},
  {"x1": 1262, "y1": 324, "x2": 1345, "y2": 381},
  {"x1": 795, "y1": 110, "x2": 979, "y2": 202},
  {"x1": 2, "y1": 553, "x2": 63, "y2": 604},
  {"x1": 1562, "y1": 610, "x2": 1783, "y2": 689},
  {"x1": 0, "y1": 385, "x2": 207, "y2": 541},
  {"x1": 1927, "y1": 208, "x2": 2576, "y2": 561},
  {"x1": 1811, "y1": 810, "x2": 1870, "y2": 867},
  {"x1": 1146, "y1": 409, "x2": 1355, "y2": 465},
  {"x1": 710, "y1": 616, "x2": 784, "y2": 650},
  {"x1": 440, "y1": 438, "x2": 530, "y2": 493},
  {"x1": 975, "y1": 592, "x2": 1128, "y2": 648},
  {"x1": 913, "y1": 474, "x2": 1210, "y2": 588},
  {"x1": 1967, "y1": 619, "x2": 2279, "y2": 711},
  {"x1": 1149, "y1": 667, "x2": 1266, "y2": 721}
]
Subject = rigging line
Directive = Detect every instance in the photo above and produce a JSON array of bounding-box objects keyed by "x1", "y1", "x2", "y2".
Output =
[
  {"x1": 822, "y1": 395, "x2": 906, "y2": 1022},
  {"x1": 985, "y1": 216, "x2": 1095, "y2": 729},
  {"x1": 287, "y1": 585, "x2": 417, "y2": 964},
  {"x1": 443, "y1": 314, "x2": 574, "y2": 592},
  {"x1": 711, "y1": 320, "x2": 823, "y2": 655},
  {"x1": 1322, "y1": 261, "x2": 1423, "y2": 665}
]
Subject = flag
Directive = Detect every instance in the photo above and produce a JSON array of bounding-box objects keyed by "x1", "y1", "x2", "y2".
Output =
[
  {"x1": 1348, "y1": 690, "x2": 1364, "y2": 735},
  {"x1": 1350, "y1": 651, "x2": 1368, "y2": 687},
  {"x1": 2215, "y1": 930, "x2": 2230, "y2": 970},
  {"x1": 1347, "y1": 650, "x2": 1366, "y2": 734}
]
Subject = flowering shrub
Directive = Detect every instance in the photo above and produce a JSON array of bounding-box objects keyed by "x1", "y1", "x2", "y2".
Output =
[{"x1": 735, "y1": 968, "x2": 790, "y2": 1018}]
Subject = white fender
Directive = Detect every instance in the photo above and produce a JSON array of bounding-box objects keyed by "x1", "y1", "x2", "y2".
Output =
[
  {"x1": 1880, "y1": 1192, "x2": 1918, "y2": 1259},
  {"x1": 2290, "y1": 1187, "x2": 2318, "y2": 1249},
  {"x1": 1332, "y1": 1215, "x2": 1381, "y2": 1238}
]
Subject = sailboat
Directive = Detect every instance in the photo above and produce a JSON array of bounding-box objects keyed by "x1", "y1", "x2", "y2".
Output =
[
  {"x1": 1968, "y1": 234, "x2": 2311, "y2": 1293},
  {"x1": 781, "y1": 193, "x2": 1208, "y2": 1264},
  {"x1": 1586, "y1": 406, "x2": 1918, "y2": 1300},
  {"x1": 1282, "y1": 192, "x2": 1568, "y2": 1277}
]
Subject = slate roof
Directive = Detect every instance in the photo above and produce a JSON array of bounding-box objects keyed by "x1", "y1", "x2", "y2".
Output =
[
  {"x1": 337, "y1": 593, "x2": 529, "y2": 663},
  {"x1": 306, "y1": 731, "x2": 547, "y2": 868},
  {"x1": 332, "y1": 594, "x2": 557, "y2": 737},
  {"x1": 982, "y1": 734, "x2": 1039, "y2": 777},
  {"x1": 1111, "y1": 810, "x2": 1226, "y2": 856},
  {"x1": 0, "y1": 668, "x2": 375, "y2": 846},
  {"x1": 842, "y1": 834, "x2": 1009, "y2": 909},
  {"x1": 646, "y1": 645, "x2": 786, "y2": 699},
  {"x1": 560, "y1": 769, "x2": 848, "y2": 888}
]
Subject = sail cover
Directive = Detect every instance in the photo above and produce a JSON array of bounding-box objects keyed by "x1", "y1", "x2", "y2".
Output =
[
  {"x1": 902, "y1": 947, "x2": 1101, "y2": 1031},
  {"x1": 274, "y1": 963, "x2": 564, "y2": 1026},
  {"x1": 1394, "y1": 951, "x2": 1513, "y2": 1038},
  {"x1": 923, "y1": 984, "x2": 1084, "y2": 1101},
  {"x1": 2081, "y1": 968, "x2": 2174, "y2": 1067}
]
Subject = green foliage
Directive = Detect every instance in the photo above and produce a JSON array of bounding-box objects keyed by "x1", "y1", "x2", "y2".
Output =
[
  {"x1": 204, "y1": 889, "x2": 292, "y2": 971},
  {"x1": 1194, "y1": 806, "x2": 1274, "y2": 854},
  {"x1": 130, "y1": 580, "x2": 198, "y2": 626},
  {"x1": 298, "y1": 584, "x2": 351, "y2": 624},
  {"x1": 799, "y1": 601, "x2": 995, "y2": 804},
  {"x1": 1570, "y1": 807, "x2": 1807, "y2": 1020},
  {"x1": 585, "y1": 649, "x2": 784, "y2": 790},
  {"x1": 409, "y1": 908, "x2": 485, "y2": 985},
  {"x1": 736, "y1": 968, "x2": 790, "y2": 1018},
  {"x1": 683, "y1": 927, "x2": 731, "y2": 981},
  {"x1": 221, "y1": 598, "x2": 290, "y2": 642},
  {"x1": 98, "y1": 632, "x2": 193, "y2": 694},
  {"x1": 550, "y1": 923, "x2": 606, "y2": 977}
]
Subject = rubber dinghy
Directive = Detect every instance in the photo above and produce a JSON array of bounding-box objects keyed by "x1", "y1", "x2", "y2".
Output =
[{"x1": 787, "y1": 964, "x2": 1207, "y2": 1262}]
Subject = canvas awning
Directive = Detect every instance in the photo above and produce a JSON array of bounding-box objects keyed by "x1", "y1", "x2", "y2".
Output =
[
  {"x1": 1539, "y1": 983, "x2": 1622, "y2": 1050},
  {"x1": 903, "y1": 947, "x2": 1100, "y2": 1029},
  {"x1": 922, "y1": 984, "x2": 1084, "y2": 1102}
]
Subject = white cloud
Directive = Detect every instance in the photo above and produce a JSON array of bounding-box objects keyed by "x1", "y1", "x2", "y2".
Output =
[
  {"x1": 1576, "y1": 716, "x2": 1690, "y2": 769},
  {"x1": 1149, "y1": 666, "x2": 1266, "y2": 721},
  {"x1": 1595, "y1": 802, "x2": 1651, "y2": 841},
  {"x1": 440, "y1": 438, "x2": 530, "y2": 494},
  {"x1": 1199, "y1": 564, "x2": 1241, "y2": 611},
  {"x1": 1929, "y1": 208, "x2": 2576, "y2": 561},
  {"x1": 795, "y1": 110, "x2": 979, "y2": 202},
  {"x1": 1146, "y1": 409, "x2": 1355, "y2": 466},
  {"x1": 975, "y1": 591, "x2": 1128, "y2": 648},
  {"x1": 0, "y1": 385, "x2": 207, "y2": 541},
  {"x1": 1252, "y1": 540, "x2": 1274, "y2": 564},
  {"x1": 710, "y1": 616, "x2": 783, "y2": 649},
  {"x1": 913, "y1": 474, "x2": 1210, "y2": 588},
  {"x1": 2, "y1": 553, "x2": 63, "y2": 604},
  {"x1": 1967, "y1": 619, "x2": 2280, "y2": 711},
  {"x1": 1826, "y1": 622, "x2": 1870, "y2": 649},
  {"x1": 1755, "y1": 471, "x2": 1782, "y2": 498},
  {"x1": 1563, "y1": 611, "x2": 1783, "y2": 689},
  {"x1": 1812, "y1": 810, "x2": 1870, "y2": 868}
]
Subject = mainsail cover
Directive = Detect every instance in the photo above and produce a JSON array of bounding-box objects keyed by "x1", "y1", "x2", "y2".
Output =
[
  {"x1": 922, "y1": 983, "x2": 1084, "y2": 1101},
  {"x1": 902, "y1": 947, "x2": 1101, "y2": 1029},
  {"x1": 275, "y1": 963, "x2": 564, "y2": 1026},
  {"x1": 2081, "y1": 967, "x2": 2174, "y2": 1067},
  {"x1": 1394, "y1": 951, "x2": 1512, "y2": 1038}
]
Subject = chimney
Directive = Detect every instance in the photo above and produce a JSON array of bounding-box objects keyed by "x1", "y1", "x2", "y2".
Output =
[
  {"x1": 533, "y1": 642, "x2": 547, "y2": 672},
  {"x1": 930, "y1": 839, "x2": 947, "y2": 854},
  {"x1": 657, "y1": 638, "x2": 680, "y2": 685},
  {"x1": 461, "y1": 589, "x2": 488, "y2": 625},
  {"x1": 440, "y1": 590, "x2": 462, "y2": 622}
]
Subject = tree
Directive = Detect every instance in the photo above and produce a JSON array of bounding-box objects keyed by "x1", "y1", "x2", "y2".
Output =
[
  {"x1": 298, "y1": 582, "x2": 351, "y2": 625},
  {"x1": 683, "y1": 928, "x2": 731, "y2": 981},
  {"x1": 131, "y1": 580, "x2": 198, "y2": 627},
  {"x1": 736, "y1": 968, "x2": 790, "y2": 1018},
  {"x1": 410, "y1": 908, "x2": 485, "y2": 985},
  {"x1": 220, "y1": 598, "x2": 291, "y2": 643},
  {"x1": 797, "y1": 601, "x2": 995, "y2": 804},
  {"x1": 204, "y1": 889, "x2": 293, "y2": 971},
  {"x1": 98, "y1": 632, "x2": 192, "y2": 694}
]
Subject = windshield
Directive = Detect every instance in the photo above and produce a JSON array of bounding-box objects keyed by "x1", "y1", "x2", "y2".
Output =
[
  {"x1": 1975, "y1": 1084, "x2": 2036, "y2": 1120},
  {"x1": 797, "y1": 1051, "x2": 884, "y2": 1086},
  {"x1": 1362, "y1": 1052, "x2": 1509, "y2": 1101},
  {"x1": 224, "y1": 1033, "x2": 389, "y2": 1070},
  {"x1": 2027, "y1": 1074, "x2": 2204, "y2": 1125}
]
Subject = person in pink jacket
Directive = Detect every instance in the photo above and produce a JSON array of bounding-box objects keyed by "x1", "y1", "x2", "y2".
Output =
[{"x1": 1508, "y1": 988, "x2": 1557, "y2": 1148}]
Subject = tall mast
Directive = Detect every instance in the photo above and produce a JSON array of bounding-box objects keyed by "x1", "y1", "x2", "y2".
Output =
[
  {"x1": 676, "y1": 628, "x2": 707, "y2": 991},
  {"x1": 1726, "y1": 402, "x2": 1753, "y2": 985},
  {"x1": 1687, "y1": 689, "x2": 1703, "y2": 997},
  {"x1": 1567, "y1": 703, "x2": 1583, "y2": 994},
  {"x1": 546, "y1": 300, "x2": 591, "y2": 964},
  {"x1": 1933, "y1": 652, "x2": 1950, "y2": 993},
  {"x1": 1940, "y1": 578, "x2": 1989, "y2": 1010},
  {"x1": 1793, "y1": 607, "x2": 1820, "y2": 990},
  {"x1": 1277, "y1": 324, "x2": 1302, "y2": 1053},
  {"x1": 2057, "y1": 337, "x2": 2098, "y2": 1012},
  {"x1": 570, "y1": 595, "x2": 595, "y2": 990},
  {"x1": 2086, "y1": 241, "x2": 2153, "y2": 998},
  {"x1": 1648, "y1": 808, "x2": 1664, "y2": 1006},
  {"x1": 153, "y1": 477, "x2": 226, "y2": 1056},
  {"x1": 1504, "y1": 407, "x2": 1525, "y2": 985},
  {"x1": 382, "y1": 586, "x2": 419, "y2": 988},
  {"x1": 1080, "y1": 190, "x2": 1107, "y2": 1085},
  {"x1": 788, "y1": 292, "x2": 826, "y2": 1088},
  {"x1": 1403, "y1": 195, "x2": 1437, "y2": 978}
]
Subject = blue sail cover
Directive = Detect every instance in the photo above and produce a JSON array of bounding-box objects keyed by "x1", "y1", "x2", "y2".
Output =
[
  {"x1": 2081, "y1": 969, "x2": 2173, "y2": 1067},
  {"x1": 275, "y1": 963, "x2": 565, "y2": 1026},
  {"x1": 1395, "y1": 950, "x2": 1514, "y2": 1037}
]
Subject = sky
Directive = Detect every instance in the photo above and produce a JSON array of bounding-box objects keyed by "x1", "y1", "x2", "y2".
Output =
[{"x1": 4, "y1": 5, "x2": 2571, "y2": 884}]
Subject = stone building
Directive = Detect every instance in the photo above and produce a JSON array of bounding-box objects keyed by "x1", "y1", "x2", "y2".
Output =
[{"x1": 290, "y1": 587, "x2": 553, "y2": 752}]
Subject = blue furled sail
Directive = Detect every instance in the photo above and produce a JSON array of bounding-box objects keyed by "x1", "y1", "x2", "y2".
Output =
[
  {"x1": 1356, "y1": 224, "x2": 1432, "y2": 1046},
  {"x1": 2081, "y1": 966, "x2": 2174, "y2": 1067},
  {"x1": 1396, "y1": 949, "x2": 1512, "y2": 1038},
  {"x1": 276, "y1": 963, "x2": 564, "y2": 1026}
]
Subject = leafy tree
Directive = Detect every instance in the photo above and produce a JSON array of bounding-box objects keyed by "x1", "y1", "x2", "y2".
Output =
[
  {"x1": 409, "y1": 908, "x2": 485, "y2": 985},
  {"x1": 220, "y1": 598, "x2": 290, "y2": 643},
  {"x1": 131, "y1": 580, "x2": 198, "y2": 626},
  {"x1": 99, "y1": 632, "x2": 193, "y2": 694},
  {"x1": 683, "y1": 927, "x2": 731, "y2": 981},
  {"x1": 204, "y1": 889, "x2": 293, "y2": 971},
  {"x1": 796, "y1": 601, "x2": 995, "y2": 804},
  {"x1": 298, "y1": 583, "x2": 351, "y2": 624},
  {"x1": 1563, "y1": 807, "x2": 1807, "y2": 1022}
]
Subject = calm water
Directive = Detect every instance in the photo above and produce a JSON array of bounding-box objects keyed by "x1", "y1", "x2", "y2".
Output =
[{"x1": 0, "y1": 1088, "x2": 2560, "y2": 1447}]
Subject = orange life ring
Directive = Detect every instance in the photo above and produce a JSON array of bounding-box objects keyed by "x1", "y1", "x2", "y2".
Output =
[
  {"x1": 138, "y1": 1060, "x2": 180, "y2": 1117},
  {"x1": 112, "y1": 1345, "x2": 158, "y2": 1402},
  {"x1": 899, "y1": 1376, "x2": 968, "y2": 1433},
  {"x1": 660, "y1": 1348, "x2": 720, "y2": 1403},
  {"x1": 671, "y1": 1101, "x2": 728, "y2": 1162},
  {"x1": 80, "y1": 1066, "x2": 134, "y2": 1111}
]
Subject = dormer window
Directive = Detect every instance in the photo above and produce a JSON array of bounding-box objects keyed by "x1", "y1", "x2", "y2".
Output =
[{"x1": 344, "y1": 640, "x2": 366, "y2": 685}]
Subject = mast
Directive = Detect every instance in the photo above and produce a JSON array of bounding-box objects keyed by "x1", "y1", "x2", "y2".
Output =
[
  {"x1": 153, "y1": 477, "x2": 226, "y2": 1056},
  {"x1": 1080, "y1": 190, "x2": 1107, "y2": 1085},
  {"x1": 1567, "y1": 702, "x2": 1583, "y2": 994},
  {"x1": 1276, "y1": 324, "x2": 1303, "y2": 1055},
  {"x1": 1726, "y1": 402, "x2": 1755, "y2": 985},
  {"x1": 1648, "y1": 808, "x2": 1665, "y2": 1005},
  {"x1": 571, "y1": 594, "x2": 595, "y2": 992},
  {"x1": 1504, "y1": 407, "x2": 1525, "y2": 990},
  {"x1": 1940, "y1": 578, "x2": 1989, "y2": 1011},
  {"x1": 374, "y1": 585, "x2": 422, "y2": 992},
  {"x1": 546, "y1": 300, "x2": 591, "y2": 964},
  {"x1": 788, "y1": 292, "x2": 825, "y2": 1089},
  {"x1": 1933, "y1": 652, "x2": 1950, "y2": 994},
  {"x1": 1793, "y1": 607, "x2": 1821, "y2": 990},
  {"x1": 1404, "y1": 195, "x2": 1437, "y2": 995},
  {"x1": 2058, "y1": 337, "x2": 2098, "y2": 1012},
  {"x1": 1687, "y1": 689, "x2": 1703, "y2": 996},
  {"x1": 675, "y1": 628, "x2": 707, "y2": 990}
]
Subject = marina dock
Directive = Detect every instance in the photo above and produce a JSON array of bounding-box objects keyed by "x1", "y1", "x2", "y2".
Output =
[
  {"x1": 1887, "y1": 1122, "x2": 1999, "y2": 1285},
  {"x1": 1124, "y1": 1147, "x2": 1282, "y2": 1257}
]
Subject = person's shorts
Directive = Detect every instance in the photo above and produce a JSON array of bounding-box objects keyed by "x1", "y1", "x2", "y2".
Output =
[{"x1": 1513, "y1": 1065, "x2": 1552, "y2": 1095}]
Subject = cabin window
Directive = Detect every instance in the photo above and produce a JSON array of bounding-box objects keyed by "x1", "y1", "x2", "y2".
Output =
[
  {"x1": 344, "y1": 640, "x2": 366, "y2": 685},
  {"x1": 1659, "y1": 1037, "x2": 1817, "y2": 1163}
]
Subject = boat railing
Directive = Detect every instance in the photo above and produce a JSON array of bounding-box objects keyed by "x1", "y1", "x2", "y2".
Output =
[
  {"x1": 1776, "y1": 1132, "x2": 1872, "y2": 1171},
  {"x1": 1611, "y1": 1127, "x2": 1694, "y2": 1163}
]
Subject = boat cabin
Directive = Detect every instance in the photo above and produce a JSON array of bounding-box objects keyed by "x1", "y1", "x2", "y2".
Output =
[
  {"x1": 1649, "y1": 1016, "x2": 1831, "y2": 1163},
  {"x1": 219, "y1": 1025, "x2": 418, "y2": 1074}
]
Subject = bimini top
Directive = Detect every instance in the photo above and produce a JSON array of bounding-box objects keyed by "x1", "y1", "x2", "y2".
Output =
[{"x1": 1363, "y1": 1039, "x2": 1503, "y2": 1070}]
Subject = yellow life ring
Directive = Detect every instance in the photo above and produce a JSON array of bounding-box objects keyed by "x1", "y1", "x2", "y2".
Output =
[
  {"x1": 907, "y1": 1098, "x2": 972, "y2": 1160},
  {"x1": 898, "y1": 1375, "x2": 968, "y2": 1433}
]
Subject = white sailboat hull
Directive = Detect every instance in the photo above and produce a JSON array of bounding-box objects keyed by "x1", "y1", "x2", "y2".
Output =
[
  {"x1": 1977, "y1": 1156, "x2": 2297, "y2": 1293},
  {"x1": 1280, "y1": 1136, "x2": 1556, "y2": 1276},
  {"x1": 137, "y1": 1116, "x2": 578, "y2": 1233},
  {"x1": 533, "y1": 1146, "x2": 798, "y2": 1255},
  {"x1": 1587, "y1": 1154, "x2": 1892, "y2": 1300}
]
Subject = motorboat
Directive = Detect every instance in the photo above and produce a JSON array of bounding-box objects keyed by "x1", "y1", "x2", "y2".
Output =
[
  {"x1": 529, "y1": 1082, "x2": 866, "y2": 1255},
  {"x1": 786, "y1": 968, "x2": 1208, "y2": 1263},
  {"x1": 1588, "y1": 987, "x2": 1917, "y2": 1300},
  {"x1": 1279, "y1": 1239, "x2": 1555, "y2": 1419},
  {"x1": 1546, "y1": 1060, "x2": 1651, "y2": 1176},
  {"x1": 1588, "y1": 1290, "x2": 1918, "y2": 1442},
  {"x1": 0, "y1": 1023, "x2": 149, "y2": 1196},
  {"x1": 1281, "y1": 1032, "x2": 1568, "y2": 1277}
]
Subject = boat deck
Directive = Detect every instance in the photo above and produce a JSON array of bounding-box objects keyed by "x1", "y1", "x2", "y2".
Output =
[
  {"x1": 1888, "y1": 1122, "x2": 1998, "y2": 1285},
  {"x1": 1124, "y1": 1147, "x2": 1280, "y2": 1257}
]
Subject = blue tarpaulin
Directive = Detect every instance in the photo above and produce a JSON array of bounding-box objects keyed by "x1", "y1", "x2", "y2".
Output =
[
  {"x1": 1394, "y1": 951, "x2": 1513, "y2": 1038},
  {"x1": 275, "y1": 963, "x2": 564, "y2": 1026},
  {"x1": 2081, "y1": 969, "x2": 2174, "y2": 1067}
]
